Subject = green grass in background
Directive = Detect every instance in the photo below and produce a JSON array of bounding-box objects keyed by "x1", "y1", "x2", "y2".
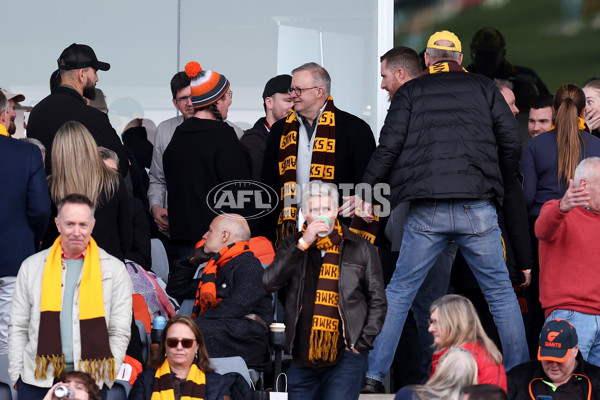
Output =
[{"x1": 395, "y1": 0, "x2": 600, "y2": 94}]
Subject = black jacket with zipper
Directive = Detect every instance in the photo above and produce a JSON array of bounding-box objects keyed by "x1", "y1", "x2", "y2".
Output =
[
  {"x1": 262, "y1": 224, "x2": 387, "y2": 354},
  {"x1": 507, "y1": 351, "x2": 600, "y2": 400}
]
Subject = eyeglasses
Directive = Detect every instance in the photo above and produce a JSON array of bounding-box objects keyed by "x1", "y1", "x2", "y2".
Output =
[
  {"x1": 166, "y1": 338, "x2": 197, "y2": 348},
  {"x1": 227, "y1": 90, "x2": 233, "y2": 99},
  {"x1": 428, "y1": 318, "x2": 437, "y2": 328},
  {"x1": 288, "y1": 86, "x2": 318, "y2": 96},
  {"x1": 175, "y1": 95, "x2": 192, "y2": 104}
]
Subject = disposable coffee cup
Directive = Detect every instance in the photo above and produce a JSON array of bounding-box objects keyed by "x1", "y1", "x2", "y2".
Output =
[
  {"x1": 270, "y1": 322, "x2": 286, "y2": 332},
  {"x1": 315, "y1": 215, "x2": 330, "y2": 237}
]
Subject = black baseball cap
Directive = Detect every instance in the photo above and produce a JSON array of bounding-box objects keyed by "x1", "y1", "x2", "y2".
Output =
[
  {"x1": 57, "y1": 43, "x2": 110, "y2": 71},
  {"x1": 538, "y1": 319, "x2": 578, "y2": 362},
  {"x1": 262, "y1": 74, "x2": 292, "y2": 100}
]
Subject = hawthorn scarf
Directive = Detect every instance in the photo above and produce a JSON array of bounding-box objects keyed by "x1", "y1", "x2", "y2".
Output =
[
  {"x1": 276, "y1": 96, "x2": 337, "y2": 247},
  {"x1": 152, "y1": 359, "x2": 206, "y2": 400},
  {"x1": 303, "y1": 219, "x2": 344, "y2": 362},
  {"x1": 37, "y1": 236, "x2": 115, "y2": 382}
]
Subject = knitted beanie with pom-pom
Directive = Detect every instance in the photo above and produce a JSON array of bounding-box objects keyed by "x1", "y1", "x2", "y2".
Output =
[{"x1": 185, "y1": 61, "x2": 230, "y2": 109}]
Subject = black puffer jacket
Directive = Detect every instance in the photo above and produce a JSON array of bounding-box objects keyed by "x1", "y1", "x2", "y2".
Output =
[
  {"x1": 507, "y1": 352, "x2": 600, "y2": 399},
  {"x1": 262, "y1": 224, "x2": 387, "y2": 353},
  {"x1": 362, "y1": 62, "x2": 522, "y2": 208}
]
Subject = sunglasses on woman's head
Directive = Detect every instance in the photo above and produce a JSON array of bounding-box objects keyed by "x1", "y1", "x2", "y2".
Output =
[{"x1": 166, "y1": 338, "x2": 196, "y2": 348}]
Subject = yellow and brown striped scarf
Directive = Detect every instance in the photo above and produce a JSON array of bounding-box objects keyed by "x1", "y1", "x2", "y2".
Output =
[
  {"x1": 303, "y1": 219, "x2": 343, "y2": 362},
  {"x1": 277, "y1": 96, "x2": 337, "y2": 247},
  {"x1": 36, "y1": 237, "x2": 115, "y2": 383},
  {"x1": 277, "y1": 96, "x2": 379, "y2": 246},
  {"x1": 152, "y1": 359, "x2": 206, "y2": 400}
]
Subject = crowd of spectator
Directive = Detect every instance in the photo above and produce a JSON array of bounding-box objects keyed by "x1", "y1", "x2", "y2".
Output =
[{"x1": 3, "y1": 25, "x2": 600, "y2": 400}]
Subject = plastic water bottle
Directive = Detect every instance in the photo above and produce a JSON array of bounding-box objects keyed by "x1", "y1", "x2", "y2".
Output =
[{"x1": 151, "y1": 316, "x2": 167, "y2": 343}]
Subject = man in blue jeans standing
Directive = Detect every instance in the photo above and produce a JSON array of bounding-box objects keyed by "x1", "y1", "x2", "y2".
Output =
[{"x1": 360, "y1": 30, "x2": 529, "y2": 392}]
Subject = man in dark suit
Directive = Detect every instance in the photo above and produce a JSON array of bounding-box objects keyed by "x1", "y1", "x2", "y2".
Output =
[{"x1": 0, "y1": 90, "x2": 51, "y2": 353}]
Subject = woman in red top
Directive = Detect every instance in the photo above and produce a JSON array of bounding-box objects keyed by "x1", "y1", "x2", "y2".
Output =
[{"x1": 428, "y1": 294, "x2": 507, "y2": 391}]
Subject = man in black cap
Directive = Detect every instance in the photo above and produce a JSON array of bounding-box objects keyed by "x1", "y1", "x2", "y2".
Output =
[
  {"x1": 508, "y1": 319, "x2": 600, "y2": 400},
  {"x1": 27, "y1": 43, "x2": 128, "y2": 175},
  {"x1": 240, "y1": 74, "x2": 293, "y2": 180}
]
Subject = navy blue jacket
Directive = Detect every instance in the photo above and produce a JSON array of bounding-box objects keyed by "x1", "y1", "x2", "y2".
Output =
[{"x1": 0, "y1": 136, "x2": 51, "y2": 276}]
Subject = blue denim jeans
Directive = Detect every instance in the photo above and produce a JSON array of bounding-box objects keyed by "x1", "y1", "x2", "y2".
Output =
[
  {"x1": 411, "y1": 243, "x2": 456, "y2": 379},
  {"x1": 366, "y1": 199, "x2": 529, "y2": 382},
  {"x1": 546, "y1": 309, "x2": 600, "y2": 366},
  {"x1": 287, "y1": 350, "x2": 368, "y2": 400}
]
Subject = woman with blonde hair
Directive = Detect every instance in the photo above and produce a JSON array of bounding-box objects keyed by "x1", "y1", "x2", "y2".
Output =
[
  {"x1": 583, "y1": 78, "x2": 600, "y2": 137},
  {"x1": 44, "y1": 120, "x2": 132, "y2": 260},
  {"x1": 394, "y1": 346, "x2": 478, "y2": 400},
  {"x1": 427, "y1": 294, "x2": 506, "y2": 390}
]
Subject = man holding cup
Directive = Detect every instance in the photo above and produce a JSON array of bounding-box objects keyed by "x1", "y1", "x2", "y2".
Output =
[{"x1": 263, "y1": 180, "x2": 387, "y2": 400}]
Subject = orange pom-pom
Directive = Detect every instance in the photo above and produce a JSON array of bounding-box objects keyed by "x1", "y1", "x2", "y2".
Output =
[{"x1": 185, "y1": 61, "x2": 202, "y2": 78}]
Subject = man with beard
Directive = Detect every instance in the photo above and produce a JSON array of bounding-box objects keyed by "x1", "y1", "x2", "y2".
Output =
[
  {"x1": 0, "y1": 88, "x2": 25, "y2": 136},
  {"x1": 27, "y1": 43, "x2": 128, "y2": 175}
]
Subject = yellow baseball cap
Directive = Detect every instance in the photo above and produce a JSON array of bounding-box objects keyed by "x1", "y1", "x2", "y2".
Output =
[{"x1": 426, "y1": 30, "x2": 462, "y2": 53}]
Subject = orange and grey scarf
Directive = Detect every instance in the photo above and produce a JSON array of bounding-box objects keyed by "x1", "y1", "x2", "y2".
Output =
[
  {"x1": 36, "y1": 237, "x2": 115, "y2": 383},
  {"x1": 303, "y1": 219, "x2": 343, "y2": 362},
  {"x1": 152, "y1": 359, "x2": 206, "y2": 400},
  {"x1": 190, "y1": 241, "x2": 250, "y2": 318}
]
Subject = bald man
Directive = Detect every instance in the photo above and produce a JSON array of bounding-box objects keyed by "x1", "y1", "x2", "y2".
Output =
[{"x1": 166, "y1": 214, "x2": 273, "y2": 365}]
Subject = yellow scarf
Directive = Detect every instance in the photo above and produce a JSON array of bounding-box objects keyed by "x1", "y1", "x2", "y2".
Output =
[
  {"x1": 36, "y1": 237, "x2": 115, "y2": 383},
  {"x1": 152, "y1": 359, "x2": 206, "y2": 400},
  {"x1": 550, "y1": 117, "x2": 587, "y2": 132},
  {"x1": 0, "y1": 124, "x2": 9, "y2": 137}
]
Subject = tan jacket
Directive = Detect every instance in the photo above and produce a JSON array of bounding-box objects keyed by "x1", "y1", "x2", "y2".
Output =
[{"x1": 8, "y1": 246, "x2": 133, "y2": 388}]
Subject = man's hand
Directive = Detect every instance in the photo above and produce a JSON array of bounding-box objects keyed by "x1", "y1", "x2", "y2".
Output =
[
  {"x1": 358, "y1": 200, "x2": 375, "y2": 223},
  {"x1": 339, "y1": 195, "x2": 359, "y2": 218},
  {"x1": 300, "y1": 218, "x2": 331, "y2": 248},
  {"x1": 151, "y1": 205, "x2": 169, "y2": 232},
  {"x1": 558, "y1": 179, "x2": 590, "y2": 213},
  {"x1": 585, "y1": 107, "x2": 600, "y2": 131}
]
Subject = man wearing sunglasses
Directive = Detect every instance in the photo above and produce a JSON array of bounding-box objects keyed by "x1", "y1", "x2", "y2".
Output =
[{"x1": 167, "y1": 213, "x2": 273, "y2": 365}]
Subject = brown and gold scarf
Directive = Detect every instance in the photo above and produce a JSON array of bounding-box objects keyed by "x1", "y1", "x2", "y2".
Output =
[
  {"x1": 277, "y1": 96, "x2": 337, "y2": 246},
  {"x1": 152, "y1": 359, "x2": 206, "y2": 400},
  {"x1": 190, "y1": 240, "x2": 250, "y2": 318},
  {"x1": 277, "y1": 96, "x2": 379, "y2": 246},
  {"x1": 37, "y1": 237, "x2": 115, "y2": 383},
  {"x1": 303, "y1": 219, "x2": 344, "y2": 362},
  {"x1": 420, "y1": 61, "x2": 468, "y2": 77}
]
